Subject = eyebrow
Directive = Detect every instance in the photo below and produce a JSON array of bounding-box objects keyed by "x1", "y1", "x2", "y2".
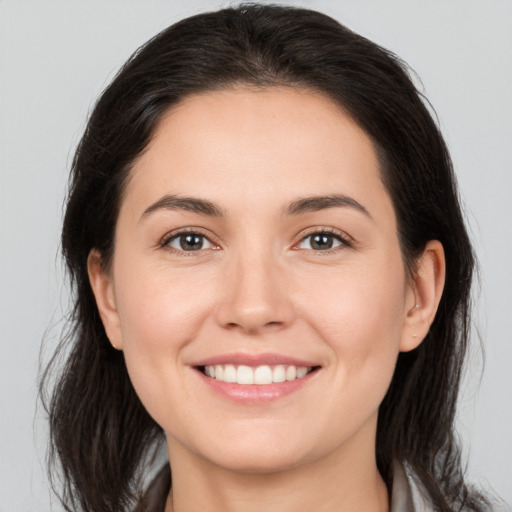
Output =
[
  {"x1": 140, "y1": 195, "x2": 225, "y2": 222},
  {"x1": 139, "y1": 193, "x2": 371, "y2": 222},
  {"x1": 285, "y1": 194, "x2": 372, "y2": 219}
]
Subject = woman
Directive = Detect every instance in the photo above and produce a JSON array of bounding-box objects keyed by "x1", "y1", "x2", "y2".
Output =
[{"x1": 41, "y1": 4, "x2": 504, "y2": 511}]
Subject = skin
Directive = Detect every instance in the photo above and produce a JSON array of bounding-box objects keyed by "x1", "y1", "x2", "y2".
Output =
[{"x1": 88, "y1": 87, "x2": 445, "y2": 512}]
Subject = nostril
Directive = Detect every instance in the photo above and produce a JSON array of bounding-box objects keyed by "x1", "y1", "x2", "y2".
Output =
[
  {"x1": 263, "y1": 321, "x2": 285, "y2": 331},
  {"x1": 222, "y1": 320, "x2": 283, "y2": 333},
  {"x1": 215, "y1": 293, "x2": 296, "y2": 334}
]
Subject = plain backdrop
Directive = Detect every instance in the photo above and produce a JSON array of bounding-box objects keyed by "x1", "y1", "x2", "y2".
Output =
[{"x1": 1, "y1": 0, "x2": 511, "y2": 510}]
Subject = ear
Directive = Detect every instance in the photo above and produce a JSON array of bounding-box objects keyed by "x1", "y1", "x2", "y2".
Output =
[
  {"x1": 400, "y1": 240, "x2": 446, "y2": 352},
  {"x1": 87, "y1": 249, "x2": 123, "y2": 350}
]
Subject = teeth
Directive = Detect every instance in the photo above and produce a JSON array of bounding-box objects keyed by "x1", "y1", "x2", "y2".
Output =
[
  {"x1": 237, "y1": 365, "x2": 254, "y2": 385},
  {"x1": 254, "y1": 365, "x2": 272, "y2": 385},
  {"x1": 224, "y1": 364, "x2": 237, "y2": 383},
  {"x1": 286, "y1": 365, "x2": 297, "y2": 381},
  {"x1": 272, "y1": 365, "x2": 286, "y2": 383},
  {"x1": 204, "y1": 364, "x2": 313, "y2": 385},
  {"x1": 296, "y1": 367, "x2": 308, "y2": 379}
]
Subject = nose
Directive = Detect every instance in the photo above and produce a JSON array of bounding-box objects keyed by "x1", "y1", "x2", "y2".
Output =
[{"x1": 214, "y1": 250, "x2": 296, "y2": 335}]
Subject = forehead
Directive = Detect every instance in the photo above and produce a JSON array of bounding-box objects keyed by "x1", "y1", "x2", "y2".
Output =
[{"x1": 124, "y1": 87, "x2": 393, "y2": 221}]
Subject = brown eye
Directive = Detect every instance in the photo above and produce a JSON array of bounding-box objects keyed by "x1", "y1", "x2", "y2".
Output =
[
  {"x1": 298, "y1": 232, "x2": 345, "y2": 251},
  {"x1": 167, "y1": 233, "x2": 214, "y2": 252}
]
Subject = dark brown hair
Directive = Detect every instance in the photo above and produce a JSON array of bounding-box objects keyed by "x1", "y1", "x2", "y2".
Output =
[{"x1": 41, "y1": 4, "x2": 490, "y2": 511}]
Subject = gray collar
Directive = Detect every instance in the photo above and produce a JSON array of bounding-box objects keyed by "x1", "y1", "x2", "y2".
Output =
[
  {"x1": 391, "y1": 461, "x2": 432, "y2": 512},
  {"x1": 137, "y1": 461, "x2": 435, "y2": 512}
]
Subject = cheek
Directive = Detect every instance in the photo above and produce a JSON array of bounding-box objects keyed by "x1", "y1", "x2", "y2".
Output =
[
  {"x1": 303, "y1": 261, "x2": 406, "y2": 346},
  {"x1": 114, "y1": 261, "x2": 215, "y2": 351},
  {"x1": 301, "y1": 258, "x2": 406, "y2": 394},
  {"x1": 111, "y1": 262, "x2": 217, "y2": 423}
]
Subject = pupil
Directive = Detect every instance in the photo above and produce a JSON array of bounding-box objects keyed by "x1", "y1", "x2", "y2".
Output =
[
  {"x1": 181, "y1": 234, "x2": 203, "y2": 250},
  {"x1": 312, "y1": 234, "x2": 333, "y2": 250}
]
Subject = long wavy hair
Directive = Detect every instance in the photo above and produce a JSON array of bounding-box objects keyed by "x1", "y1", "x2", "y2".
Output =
[{"x1": 40, "y1": 4, "x2": 490, "y2": 511}]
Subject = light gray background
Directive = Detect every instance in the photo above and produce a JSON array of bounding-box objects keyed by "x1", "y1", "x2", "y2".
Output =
[{"x1": 1, "y1": 0, "x2": 511, "y2": 510}]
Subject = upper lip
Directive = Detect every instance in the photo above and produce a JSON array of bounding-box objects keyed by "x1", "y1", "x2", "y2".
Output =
[{"x1": 192, "y1": 352, "x2": 320, "y2": 368}]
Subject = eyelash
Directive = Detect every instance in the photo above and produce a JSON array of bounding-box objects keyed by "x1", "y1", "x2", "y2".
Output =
[
  {"x1": 294, "y1": 228, "x2": 352, "y2": 254},
  {"x1": 159, "y1": 227, "x2": 352, "y2": 256},
  {"x1": 159, "y1": 228, "x2": 219, "y2": 256}
]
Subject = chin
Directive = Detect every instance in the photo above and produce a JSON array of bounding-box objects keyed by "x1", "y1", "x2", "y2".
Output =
[
  {"x1": 195, "y1": 430, "x2": 319, "y2": 474},
  {"x1": 211, "y1": 448, "x2": 308, "y2": 475}
]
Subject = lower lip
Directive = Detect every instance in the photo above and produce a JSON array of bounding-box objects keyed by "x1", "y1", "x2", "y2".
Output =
[{"x1": 195, "y1": 369, "x2": 317, "y2": 403}]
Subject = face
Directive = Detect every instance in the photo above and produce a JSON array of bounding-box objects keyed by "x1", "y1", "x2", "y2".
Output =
[{"x1": 90, "y1": 87, "x2": 429, "y2": 474}]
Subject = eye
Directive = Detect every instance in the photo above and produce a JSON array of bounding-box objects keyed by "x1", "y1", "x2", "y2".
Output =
[
  {"x1": 165, "y1": 232, "x2": 216, "y2": 252},
  {"x1": 297, "y1": 231, "x2": 347, "y2": 251}
]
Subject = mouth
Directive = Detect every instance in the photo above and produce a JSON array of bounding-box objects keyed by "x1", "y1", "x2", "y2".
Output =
[
  {"x1": 191, "y1": 354, "x2": 321, "y2": 402},
  {"x1": 198, "y1": 364, "x2": 318, "y2": 385}
]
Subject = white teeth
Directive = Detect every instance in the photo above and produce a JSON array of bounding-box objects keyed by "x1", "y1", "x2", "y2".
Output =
[
  {"x1": 223, "y1": 364, "x2": 237, "y2": 383},
  {"x1": 296, "y1": 367, "x2": 308, "y2": 379},
  {"x1": 254, "y1": 365, "x2": 273, "y2": 385},
  {"x1": 286, "y1": 365, "x2": 297, "y2": 381},
  {"x1": 204, "y1": 364, "x2": 313, "y2": 385},
  {"x1": 237, "y1": 365, "x2": 254, "y2": 385},
  {"x1": 272, "y1": 365, "x2": 286, "y2": 383}
]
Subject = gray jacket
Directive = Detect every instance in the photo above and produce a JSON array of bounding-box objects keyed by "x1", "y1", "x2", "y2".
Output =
[
  {"x1": 391, "y1": 461, "x2": 431, "y2": 511},
  {"x1": 392, "y1": 462, "x2": 510, "y2": 512}
]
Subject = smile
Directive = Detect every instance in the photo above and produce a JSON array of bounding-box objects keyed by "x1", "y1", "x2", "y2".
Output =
[
  {"x1": 193, "y1": 354, "x2": 320, "y2": 402},
  {"x1": 202, "y1": 364, "x2": 313, "y2": 385}
]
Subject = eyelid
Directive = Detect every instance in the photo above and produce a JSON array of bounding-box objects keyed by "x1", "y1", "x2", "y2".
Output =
[
  {"x1": 159, "y1": 227, "x2": 221, "y2": 253},
  {"x1": 293, "y1": 227, "x2": 353, "y2": 251},
  {"x1": 157, "y1": 226, "x2": 353, "y2": 254}
]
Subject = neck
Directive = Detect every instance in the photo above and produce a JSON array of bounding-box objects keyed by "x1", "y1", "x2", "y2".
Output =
[{"x1": 164, "y1": 426, "x2": 389, "y2": 512}]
